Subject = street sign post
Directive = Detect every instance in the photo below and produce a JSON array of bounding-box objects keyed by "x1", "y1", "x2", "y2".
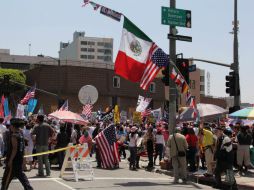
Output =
[
  {"x1": 168, "y1": 34, "x2": 192, "y2": 42},
  {"x1": 161, "y1": 6, "x2": 191, "y2": 28}
]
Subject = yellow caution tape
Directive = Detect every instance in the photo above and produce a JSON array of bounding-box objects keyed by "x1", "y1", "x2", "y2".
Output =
[{"x1": 1, "y1": 144, "x2": 86, "y2": 160}]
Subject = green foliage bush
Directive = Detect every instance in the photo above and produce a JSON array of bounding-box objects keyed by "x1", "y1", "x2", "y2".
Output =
[{"x1": 0, "y1": 68, "x2": 26, "y2": 84}]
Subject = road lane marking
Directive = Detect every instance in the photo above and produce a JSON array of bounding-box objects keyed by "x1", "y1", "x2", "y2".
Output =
[{"x1": 53, "y1": 179, "x2": 75, "y2": 190}]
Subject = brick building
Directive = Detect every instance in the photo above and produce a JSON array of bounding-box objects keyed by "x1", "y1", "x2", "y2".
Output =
[{"x1": 24, "y1": 63, "x2": 165, "y2": 115}]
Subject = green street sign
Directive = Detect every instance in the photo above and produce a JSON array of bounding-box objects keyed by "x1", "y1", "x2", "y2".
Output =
[{"x1": 161, "y1": 7, "x2": 191, "y2": 28}]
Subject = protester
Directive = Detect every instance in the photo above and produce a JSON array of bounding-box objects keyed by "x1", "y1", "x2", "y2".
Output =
[
  {"x1": 213, "y1": 126, "x2": 237, "y2": 189},
  {"x1": 154, "y1": 127, "x2": 165, "y2": 166},
  {"x1": 143, "y1": 127, "x2": 155, "y2": 170},
  {"x1": 56, "y1": 125, "x2": 69, "y2": 169},
  {"x1": 23, "y1": 123, "x2": 34, "y2": 171},
  {"x1": 168, "y1": 127, "x2": 188, "y2": 184},
  {"x1": 1, "y1": 118, "x2": 33, "y2": 190},
  {"x1": 31, "y1": 114, "x2": 54, "y2": 177},
  {"x1": 128, "y1": 126, "x2": 138, "y2": 170},
  {"x1": 186, "y1": 127, "x2": 198, "y2": 172},
  {"x1": 0, "y1": 117, "x2": 7, "y2": 158},
  {"x1": 236, "y1": 125, "x2": 252, "y2": 173},
  {"x1": 117, "y1": 125, "x2": 127, "y2": 159}
]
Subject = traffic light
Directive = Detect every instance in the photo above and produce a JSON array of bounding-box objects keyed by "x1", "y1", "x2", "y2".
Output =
[
  {"x1": 225, "y1": 71, "x2": 236, "y2": 96},
  {"x1": 176, "y1": 58, "x2": 190, "y2": 84},
  {"x1": 161, "y1": 65, "x2": 169, "y2": 86}
]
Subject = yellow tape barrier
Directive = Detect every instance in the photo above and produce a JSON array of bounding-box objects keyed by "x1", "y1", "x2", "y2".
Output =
[{"x1": 1, "y1": 144, "x2": 86, "y2": 160}]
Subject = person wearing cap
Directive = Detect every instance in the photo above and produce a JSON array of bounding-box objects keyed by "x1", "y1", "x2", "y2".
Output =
[
  {"x1": 213, "y1": 126, "x2": 236, "y2": 189},
  {"x1": 1, "y1": 118, "x2": 33, "y2": 190},
  {"x1": 31, "y1": 114, "x2": 54, "y2": 177},
  {"x1": 128, "y1": 126, "x2": 138, "y2": 170}
]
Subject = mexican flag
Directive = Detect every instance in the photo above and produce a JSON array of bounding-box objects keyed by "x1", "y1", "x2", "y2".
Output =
[{"x1": 115, "y1": 17, "x2": 154, "y2": 83}]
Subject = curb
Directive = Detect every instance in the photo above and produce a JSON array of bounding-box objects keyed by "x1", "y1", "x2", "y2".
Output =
[{"x1": 154, "y1": 168, "x2": 254, "y2": 190}]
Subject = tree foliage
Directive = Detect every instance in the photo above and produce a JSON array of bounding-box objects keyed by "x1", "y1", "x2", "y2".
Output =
[{"x1": 0, "y1": 68, "x2": 26, "y2": 84}]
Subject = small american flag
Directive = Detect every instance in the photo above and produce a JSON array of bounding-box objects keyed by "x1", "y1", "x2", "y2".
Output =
[
  {"x1": 20, "y1": 85, "x2": 36, "y2": 105},
  {"x1": 59, "y1": 100, "x2": 68, "y2": 111},
  {"x1": 140, "y1": 44, "x2": 168, "y2": 90},
  {"x1": 95, "y1": 124, "x2": 119, "y2": 168},
  {"x1": 141, "y1": 108, "x2": 152, "y2": 119},
  {"x1": 82, "y1": 104, "x2": 93, "y2": 118}
]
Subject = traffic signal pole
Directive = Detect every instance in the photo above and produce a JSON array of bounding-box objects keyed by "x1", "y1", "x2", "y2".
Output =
[
  {"x1": 233, "y1": 0, "x2": 240, "y2": 108},
  {"x1": 168, "y1": 0, "x2": 177, "y2": 134}
]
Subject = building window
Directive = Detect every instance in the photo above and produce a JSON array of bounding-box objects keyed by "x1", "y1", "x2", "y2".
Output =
[
  {"x1": 97, "y1": 49, "x2": 105, "y2": 53},
  {"x1": 104, "y1": 49, "x2": 112, "y2": 55},
  {"x1": 104, "y1": 43, "x2": 112, "y2": 48},
  {"x1": 88, "y1": 55, "x2": 95, "y2": 59},
  {"x1": 113, "y1": 76, "x2": 120, "y2": 88},
  {"x1": 97, "y1": 42, "x2": 104, "y2": 46},
  {"x1": 149, "y1": 82, "x2": 156, "y2": 93},
  {"x1": 81, "y1": 48, "x2": 87, "y2": 52},
  {"x1": 88, "y1": 41, "x2": 95, "y2": 45},
  {"x1": 104, "y1": 56, "x2": 112, "y2": 62},
  {"x1": 81, "y1": 41, "x2": 87, "y2": 45},
  {"x1": 200, "y1": 76, "x2": 205, "y2": 82},
  {"x1": 80, "y1": 55, "x2": 87, "y2": 59},
  {"x1": 97, "y1": 56, "x2": 104, "y2": 60},
  {"x1": 200, "y1": 85, "x2": 205, "y2": 92},
  {"x1": 190, "y1": 80, "x2": 195, "y2": 89},
  {"x1": 88, "y1": 48, "x2": 95, "y2": 52}
]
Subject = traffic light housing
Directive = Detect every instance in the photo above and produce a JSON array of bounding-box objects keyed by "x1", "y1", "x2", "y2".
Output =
[
  {"x1": 161, "y1": 65, "x2": 169, "y2": 86},
  {"x1": 176, "y1": 58, "x2": 190, "y2": 84},
  {"x1": 225, "y1": 71, "x2": 240, "y2": 96}
]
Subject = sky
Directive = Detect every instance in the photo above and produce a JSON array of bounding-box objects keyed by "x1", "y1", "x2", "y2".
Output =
[{"x1": 0, "y1": 0, "x2": 253, "y2": 103}]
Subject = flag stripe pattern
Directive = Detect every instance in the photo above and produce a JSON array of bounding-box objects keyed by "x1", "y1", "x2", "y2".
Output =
[
  {"x1": 95, "y1": 125, "x2": 119, "y2": 168},
  {"x1": 82, "y1": 104, "x2": 93, "y2": 118},
  {"x1": 59, "y1": 100, "x2": 68, "y2": 111},
  {"x1": 140, "y1": 45, "x2": 168, "y2": 90},
  {"x1": 141, "y1": 108, "x2": 152, "y2": 119},
  {"x1": 20, "y1": 86, "x2": 35, "y2": 105}
]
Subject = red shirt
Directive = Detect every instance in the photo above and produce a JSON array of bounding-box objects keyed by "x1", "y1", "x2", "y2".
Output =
[{"x1": 186, "y1": 134, "x2": 198, "y2": 148}]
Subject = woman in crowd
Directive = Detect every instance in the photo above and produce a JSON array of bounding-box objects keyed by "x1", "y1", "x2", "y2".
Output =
[
  {"x1": 154, "y1": 127, "x2": 165, "y2": 166},
  {"x1": 128, "y1": 127, "x2": 138, "y2": 170},
  {"x1": 186, "y1": 127, "x2": 198, "y2": 172},
  {"x1": 143, "y1": 127, "x2": 155, "y2": 170}
]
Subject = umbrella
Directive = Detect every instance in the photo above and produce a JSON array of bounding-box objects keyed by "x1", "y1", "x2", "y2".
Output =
[
  {"x1": 229, "y1": 107, "x2": 254, "y2": 120},
  {"x1": 48, "y1": 110, "x2": 89, "y2": 125},
  {"x1": 178, "y1": 103, "x2": 228, "y2": 122}
]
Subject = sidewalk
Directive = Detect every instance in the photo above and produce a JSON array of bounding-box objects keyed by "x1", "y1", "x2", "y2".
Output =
[{"x1": 140, "y1": 159, "x2": 254, "y2": 190}]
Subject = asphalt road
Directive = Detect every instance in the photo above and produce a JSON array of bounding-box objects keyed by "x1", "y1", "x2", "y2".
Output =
[{"x1": 0, "y1": 158, "x2": 212, "y2": 190}]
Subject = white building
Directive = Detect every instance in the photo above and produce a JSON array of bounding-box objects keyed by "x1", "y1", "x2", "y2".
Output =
[{"x1": 59, "y1": 31, "x2": 113, "y2": 64}]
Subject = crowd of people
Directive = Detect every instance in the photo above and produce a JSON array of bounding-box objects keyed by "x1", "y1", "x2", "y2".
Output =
[{"x1": 0, "y1": 114, "x2": 254, "y2": 190}]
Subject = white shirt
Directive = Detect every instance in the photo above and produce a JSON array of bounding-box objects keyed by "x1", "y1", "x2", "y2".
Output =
[
  {"x1": 0, "y1": 124, "x2": 7, "y2": 134},
  {"x1": 129, "y1": 134, "x2": 138, "y2": 147},
  {"x1": 156, "y1": 134, "x2": 165, "y2": 146},
  {"x1": 23, "y1": 129, "x2": 34, "y2": 148}
]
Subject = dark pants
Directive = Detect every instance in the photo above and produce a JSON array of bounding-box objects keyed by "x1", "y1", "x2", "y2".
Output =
[
  {"x1": 95, "y1": 145, "x2": 101, "y2": 167},
  {"x1": 57, "y1": 151, "x2": 65, "y2": 169},
  {"x1": 1, "y1": 165, "x2": 33, "y2": 190},
  {"x1": 136, "y1": 155, "x2": 140, "y2": 168},
  {"x1": 119, "y1": 145, "x2": 126, "y2": 159},
  {"x1": 129, "y1": 147, "x2": 137, "y2": 168},
  {"x1": 154, "y1": 144, "x2": 164, "y2": 164},
  {"x1": 147, "y1": 150, "x2": 153, "y2": 168},
  {"x1": 187, "y1": 147, "x2": 197, "y2": 172},
  {"x1": 215, "y1": 162, "x2": 234, "y2": 186}
]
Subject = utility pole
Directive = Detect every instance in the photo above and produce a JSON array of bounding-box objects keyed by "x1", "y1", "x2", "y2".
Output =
[
  {"x1": 233, "y1": 0, "x2": 241, "y2": 108},
  {"x1": 168, "y1": 0, "x2": 177, "y2": 134}
]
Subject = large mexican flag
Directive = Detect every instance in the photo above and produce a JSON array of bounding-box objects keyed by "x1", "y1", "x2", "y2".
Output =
[{"x1": 115, "y1": 17, "x2": 154, "y2": 83}]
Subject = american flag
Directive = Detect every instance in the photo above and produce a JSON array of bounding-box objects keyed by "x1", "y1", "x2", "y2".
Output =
[
  {"x1": 59, "y1": 100, "x2": 68, "y2": 111},
  {"x1": 82, "y1": 104, "x2": 93, "y2": 118},
  {"x1": 20, "y1": 86, "x2": 36, "y2": 105},
  {"x1": 140, "y1": 44, "x2": 169, "y2": 90},
  {"x1": 95, "y1": 124, "x2": 119, "y2": 168},
  {"x1": 141, "y1": 108, "x2": 152, "y2": 119}
]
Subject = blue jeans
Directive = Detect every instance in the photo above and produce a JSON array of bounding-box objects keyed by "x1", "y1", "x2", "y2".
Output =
[{"x1": 37, "y1": 145, "x2": 50, "y2": 176}]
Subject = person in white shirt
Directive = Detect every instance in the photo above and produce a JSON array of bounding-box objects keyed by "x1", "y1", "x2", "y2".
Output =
[
  {"x1": 154, "y1": 127, "x2": 165, "y2": 165},
  {"x1": 128, "y1": 127, "x2": 138, "y2": 170},
  {"x1": 23, "y1": 123, "x2": 34, "y2": 170},
  {"x1": 0, "y1": 117, "x2": 7, "y2": 157}
]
